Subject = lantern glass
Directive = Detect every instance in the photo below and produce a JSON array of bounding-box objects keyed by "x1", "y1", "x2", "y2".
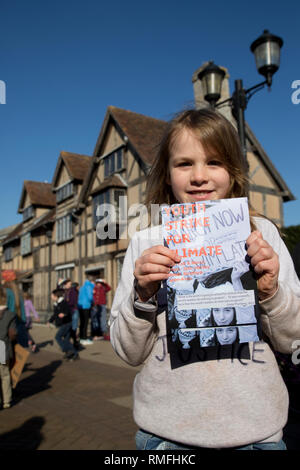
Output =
[
  {"x1": 202, "y1": 71, "x2": 223, "y2": 97},
  {"x1": 253, "y1": 41, "x2": 281, "y2": 74}
]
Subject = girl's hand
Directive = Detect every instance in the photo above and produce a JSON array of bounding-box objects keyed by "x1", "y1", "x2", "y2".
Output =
[
  {"x1": 246, "y1": 230, "x2": 279, "y2": 301},
  {"x1": 134, "y1": 245, "x2": 181, "y2": 302},
  {"x1": 58, "y1": 313, "x2": 65, "y2": 318}
]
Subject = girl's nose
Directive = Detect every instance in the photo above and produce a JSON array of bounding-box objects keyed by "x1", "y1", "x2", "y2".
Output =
[{"x1": 190, "y1": 165, "x2": 208, "y2": 184}]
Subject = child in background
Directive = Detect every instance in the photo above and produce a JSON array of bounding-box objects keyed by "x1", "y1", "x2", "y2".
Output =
[
  {"x1": 62, "y1": 280, "x2": 80, "y2": 350},
  {"x1": 110, "y1": 108, "x2": 300, "y2": 450},
  {"x1": 23, "y1": 292, "x2": 40, "y2": 353},
  {"x1": 0, "y1": 286, "x2": 17, "y2": 409},
  {"x1": 48, "y1": 288, "x2": 79, "y2": 361}
]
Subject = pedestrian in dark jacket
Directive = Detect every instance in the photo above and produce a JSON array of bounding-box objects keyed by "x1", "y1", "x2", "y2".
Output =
[
  {"x1": 48, "y1": 289, "x2": 79, "y2": 361},
  {"x1": 62, "y1": 279, "x2": 80, "y2": 350}
]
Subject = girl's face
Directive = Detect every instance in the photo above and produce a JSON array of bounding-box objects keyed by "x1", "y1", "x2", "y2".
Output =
[
  {"x1": 216, "y1": 327, "x2": 237, "y2": 345},
  {"x1": 212, "y1": 307, "x2": 235, "y2": 326},
  {"x1": 168, "y1": 128, "x2": 231, "y2": 203}
]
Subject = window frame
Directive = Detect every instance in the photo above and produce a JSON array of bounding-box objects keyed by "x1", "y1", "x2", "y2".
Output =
[
  {"x1": 56, "y1": 267, "x2": 74, "y2": 283},
  {"x1": 56, "y1": 214, "x2": 73, "y2": 244},
  {"x1": 92, "y1": 188, "x2": 126, "y2": 228},
  {"x1": 23, "y1": 205, "x2": 35, "y2": 222},
  {"x1": 20, "y1": 232, "x2": 32, "y2": 256},
  {"x1": 103, "y1": 147, "x2": 124, "y2": 178},
  {"x1": 93, "y1": 188, "x2": 126, "y2": 246},
  {"x1": 4, "y1": 246, "x2": 13, "y2": 262},
  {"x1": 56, "y1": 181, "x2": 74, "y2": 204}
]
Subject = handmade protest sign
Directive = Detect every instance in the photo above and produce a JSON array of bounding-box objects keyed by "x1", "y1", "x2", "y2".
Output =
[{"x1": 161, "y1": 197, "x2": 261, "y2": 367}]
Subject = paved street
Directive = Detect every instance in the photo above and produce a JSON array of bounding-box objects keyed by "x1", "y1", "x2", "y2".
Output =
[
  {"x1": 0, "y1": 324, "x2": 140, "y2": 450},
  {"x1": 0, "y1": 324, "x2": 299, "y2": 450}
]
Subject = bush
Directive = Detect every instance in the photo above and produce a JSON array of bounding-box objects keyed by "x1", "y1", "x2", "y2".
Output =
[{"x1": 281, "y1": 225, "x2": 300, "y2": 254}]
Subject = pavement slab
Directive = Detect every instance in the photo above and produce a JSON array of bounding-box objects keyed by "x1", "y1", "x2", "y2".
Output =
[
  {"x1": 0, "y1": 325, "x2": 139, "y2": 450},
  {"x1": 0, "y1": 324, "x2": 299, "y2": 450}
]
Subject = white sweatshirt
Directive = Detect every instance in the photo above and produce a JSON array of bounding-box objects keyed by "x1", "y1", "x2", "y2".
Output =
[{"x1": 110, "y1": 217, "x2": 300, "y2": 448}]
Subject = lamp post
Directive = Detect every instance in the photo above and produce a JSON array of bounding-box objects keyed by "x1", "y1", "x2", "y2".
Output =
[{"x1": 197, "y1": 30, "x2": 283, "y2": 171}]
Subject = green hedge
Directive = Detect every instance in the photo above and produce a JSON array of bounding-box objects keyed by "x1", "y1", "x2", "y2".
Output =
[{"x1": 281, "y1": 225, "x2": 300, "y2": 254}]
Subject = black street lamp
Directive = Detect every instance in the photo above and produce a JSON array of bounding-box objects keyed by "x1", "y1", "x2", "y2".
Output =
[
  {"x1": 198, "y1": 30, "x2": 283, "y2": 171},
  {"x1": 198, "y1": 61, "x2": 225, "y2": 107}
]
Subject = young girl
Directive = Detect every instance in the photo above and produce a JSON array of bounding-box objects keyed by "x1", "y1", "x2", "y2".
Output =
[
  {"x1": 23, "y1": 292, "x2": 40, "y2": 353},
  {"x1": 110, "y1": 108, "x2": 300, "y2": 450}
]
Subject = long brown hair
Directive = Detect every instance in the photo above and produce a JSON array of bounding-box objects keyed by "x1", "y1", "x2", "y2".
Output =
[
  {"x1": 145, "y1": 108, "x2": 259, "y2": 229},
  {"x1": 3, "y1": 280, "x2": 22, "y2": 318},
  {"x1": 0, "y1": 285, "x2": 7, "y2": 306}
]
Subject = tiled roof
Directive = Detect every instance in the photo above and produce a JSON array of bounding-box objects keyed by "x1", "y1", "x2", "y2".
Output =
[
  {"x1": 109, "y1": 106, "x2": 167, "y2": 165},
  {"x1": 29, "y1": 208, "x2": 56, "y2": 233},
  {"x1": 0, "y1": 224, "x2": 19, "y2": 240},
  {"x1": 60, "y1": 152, "x2": 92, "y2": 181},
  {"x1": 79, "y1": 106, "x2": 168, "y2": 206},
  {"x1": 90, "y1": 174, "x2": 127, "y2": 195},
  {"x1": 19, "y1": 181, "x2": 56, "y2": 212},
  {"x1": 2, "y1": 223, "x2": 23, "y2": 245}
]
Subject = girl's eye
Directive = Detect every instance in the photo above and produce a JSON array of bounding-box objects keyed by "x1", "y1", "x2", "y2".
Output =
[
  {"x1": 176, "y1": 161, "x2": 192, "y2": 167},
  {"x1": 208, "y1": 160, "x2": 222, "y2": 166}
]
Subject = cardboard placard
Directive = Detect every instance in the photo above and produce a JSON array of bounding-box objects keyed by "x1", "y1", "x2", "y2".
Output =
[{"x1": 10, "y1": 343, "x2": 30, "y2": 389}]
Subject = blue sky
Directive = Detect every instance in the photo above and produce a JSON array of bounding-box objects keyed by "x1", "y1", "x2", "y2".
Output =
[{"x1": 1, "y1": 0, "x2": 299, "y2": 229}]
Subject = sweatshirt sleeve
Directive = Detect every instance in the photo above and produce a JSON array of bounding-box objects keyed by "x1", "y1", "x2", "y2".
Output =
[
  {"x1": 48, "y1": 311, "x2": 56, "y2": 324},
  {"x1": 109, "y1": 232, "x2": 159, "y2": 367},
  {"x1": 29, "y1": 300, "x2": 39, "y2": 319},
  {"x1": 104, "y1": 283, "x2": 111, "y2": 293},
  {"x1": 258, "y1": 219, "x2": 300, "y2": 354}
]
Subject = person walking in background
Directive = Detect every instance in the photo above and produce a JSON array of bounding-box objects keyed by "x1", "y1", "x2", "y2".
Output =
[
  {"x1": 2, "y1": 271, "x2": 28, "y2": 349},
  {"x1": 48, "y1": 288, "x2": 79, "y2": 361},
  {"x1": 78, "y1": 276, "x2": 94, "y2": 345},
  {"x1": 57, "y1": 278, "x2": 66, "y2": 289},
  {"x1": 23, "y1": 292, "x2": 40, "y2": 353},
  {"x1": 63, "y1": 279, "x2": 80, "y2": 350},
  {"x1": 0, "y1": 286, "x2": 17, "y2": 409},
  {"x1": 92, "y1": 279, "x2": 111, "y2": 341}
]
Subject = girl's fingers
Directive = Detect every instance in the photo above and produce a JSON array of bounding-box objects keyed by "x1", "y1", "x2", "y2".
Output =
[
  {"x1": 247, "y1": 238, "x2": 269, "y2": 257},
  {"x1": 142, "y1": 245, "x2": 181, "y2": 263},
  {"x1": 249, "y1": 247, "x2": 274, "y2": 267},
  {"x1": 140, "y1": 252, "x2": 178, "y2": 268},
  {"x1": 138, "y1": 262, "x2": 172, "y2": 275},
  {"x1": 133, "y1": 245, "x2": 181, "y2": 299},
  {"x1": 246, "y1": 230, "x2": 263, "y2": 246},
  {"x1": 141, "y1": 273, "x2": 170, "y2": 283},
  {"x1": 253, "y1": 258, "x2": 277, "y2": 274}
]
